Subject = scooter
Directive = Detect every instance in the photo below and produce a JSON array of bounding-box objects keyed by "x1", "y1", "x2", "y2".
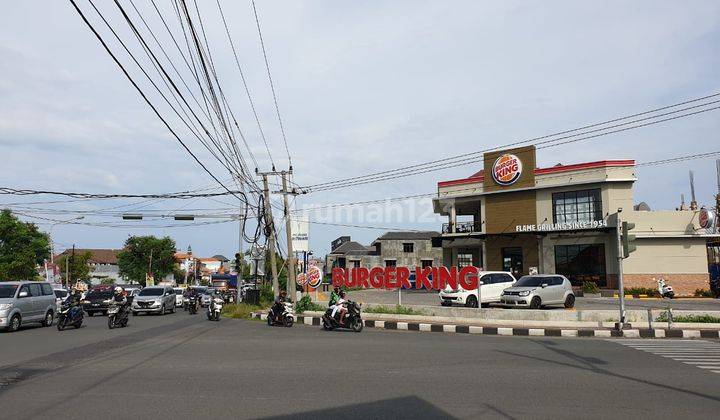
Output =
[
  {"x1": 57, "y1": 302, "x2": 84, "y2": 331},
  {"x1": 207, "y1": 296, "x2": 223, "y2": 321},
  {"x1": 107, "y1": 301, "x2": 129, "y2": 329},
  {"x1": 187, "y1": 295, "x2": 199, "y2": 314},
  {"x1": 657, "y1": 278, "x2": 675, "y2": 299},
  {"x1": 267, "y1": 301, "x2": 294, "y2": 327},
  {"x1": 321, "y1": 300, "x2": 363, "y2": 332}
]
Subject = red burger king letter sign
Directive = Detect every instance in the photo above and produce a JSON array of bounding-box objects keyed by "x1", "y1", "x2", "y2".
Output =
[
  {"x1": 492, "y1": 153, "x2": 522, "y2": 186},
  {"x1": 332, "y1": 266, "x2": 480, "y2": 291}
]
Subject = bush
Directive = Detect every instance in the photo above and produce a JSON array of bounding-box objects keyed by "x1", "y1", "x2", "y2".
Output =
[
  {"x1": 656, "y1": 313, "x2": 720, "y2": 323},
  {"x1": 365, "y1": 305, "x2": 425, "y2": 316},
  {"x1": 582, "y1": 282, "x2": 599, "y2": 294},
  {"x1": 624, "y1": 287, "x2": 659, "y2": 297},
  {"x1": 694, "y1": 289, "x2": 714, "y2": 298},
  {"x1": 259, "y1": 283, "x2": 274, "y2": 307},
  {"x1": 222, "y1": 303, "x2": 262, "y2": 319},
  {"x1": 296, "y1": 295, "x2": 325, "y2": 313}
]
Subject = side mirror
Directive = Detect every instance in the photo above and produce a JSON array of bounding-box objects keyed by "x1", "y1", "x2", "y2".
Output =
[
  {"x1": 18, "y1": 291, "x2": 29, "y2": 298},
  {"x1": 541, "y1": 283, "x2": 548, "y2": 288}
]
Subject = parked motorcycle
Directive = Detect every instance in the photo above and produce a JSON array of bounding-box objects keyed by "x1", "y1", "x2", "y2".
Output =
[
  {"x1": 657, "y1": 278, "x2": 675, "y2": 299},
  {"x1": 321, "y1": 300, "x2": 363, "y2": 332},
  {"x1": 107, "y1": 301, "x2": 129, "y2": 329},
  {"x1": 267, "y1": 301, "x2": 294, "y2": 327},
  {"x1": 57, "y1": 302, "x2": 84, "y2": 331},
  {"x1": 207, "y1": 296, "x2": 223, "y2": 321},
  {"x1": 187, "y1": 295, "x2": 199, "y2": 314}
]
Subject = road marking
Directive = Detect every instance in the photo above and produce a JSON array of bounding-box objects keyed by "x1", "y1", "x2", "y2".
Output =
[{"x1": 614, "y1": 339, "x2": 720, "y2": 375}]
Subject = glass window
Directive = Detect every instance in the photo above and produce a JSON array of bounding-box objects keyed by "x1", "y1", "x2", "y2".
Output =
[
  {"x1": 552, "y1": 189, "x2": 602, "y2": 224},
  {"x1": 402, "y1": 243, "x2": 414, "y2": 253},
  {"x1": 138, "y1": 288, "x2": 164, "y2": 296},
  {"x1": 352, "y1": 260, "x2": 360, "y2": 268},
  {"x1": 41, "y1": 283, "x2": 54, "y2": 295},
  {"x1": 28, "y1": 283, "x2": 42, "y2": 297},
  {"x1": 554, "y1": 244, "x2": 606, "y2": 287},
  {"x1": 0, "y1": 284, "x2": 18, "y2": 298},
  {"x1": 421, "y1": 260, "x2": 433, "y2": 268},
  {"x1": 19, "y1": 285, "x2": 30, "y2": 297},
  {"x1": 385, "y1": 260, "x2": 396, "y2": 267}
]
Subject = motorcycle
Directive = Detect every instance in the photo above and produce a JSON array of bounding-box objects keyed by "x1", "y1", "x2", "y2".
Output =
[
  {"x1": 207, "y1": 296, "x2": 223, "y2": 321},
  {"x1": 107, "y1": 301, "x2": 129, "y2": 329},
  {"x1": 57, "y1": 302, "x2": 84, "y2": 331},
  {"x1": 187, "y1": 295, "x2": 199, "y2": 314},
  {"x1": 657, "y1": 278, "x2": 675, "y2": 299},
  {"x1": 322, "y1": 300, "x2": 363, "y2": 332},
  {"x1": 267, "y1": 301, "x2": 294, "y2": 327}
]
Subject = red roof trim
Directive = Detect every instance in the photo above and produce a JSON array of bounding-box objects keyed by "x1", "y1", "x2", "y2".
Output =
[{"x1": 437, "y1": 160, "x2": 635, "y2": 188}]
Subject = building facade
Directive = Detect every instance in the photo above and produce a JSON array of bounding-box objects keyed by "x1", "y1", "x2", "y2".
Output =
[{"x1": 433, "y1": 146, "x2": 718, "y2": 296}]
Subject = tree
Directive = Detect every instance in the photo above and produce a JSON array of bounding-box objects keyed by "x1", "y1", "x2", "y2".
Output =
[
  {"x1": 117, "y1": 235, "x2": 176, "y2": 286},
  {"x1": 56, "y1": 251, "x2": 93, "y2": 283},
  {"x1": 0, "y1": 209, "x2": 50, "y2": 281}
]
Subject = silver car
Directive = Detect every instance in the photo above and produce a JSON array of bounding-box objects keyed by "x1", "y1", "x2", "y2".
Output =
[
  {"x1": 500, "y1": 275, "x2": 575, "y2": 309},
  {"x1": 1, "y1": 281, "x2": 58, "y2": 332},
  {"x1": 131, "y1": 286, "x2": 176, "y2": 316}
]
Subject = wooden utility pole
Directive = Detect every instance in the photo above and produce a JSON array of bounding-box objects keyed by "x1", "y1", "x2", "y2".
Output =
[
  {"x1": 279, "y1": 171, "x2": 298, "y2": 302},
  {"x1": 259, "y1": 172, "x2": 280, "y2": 297}
]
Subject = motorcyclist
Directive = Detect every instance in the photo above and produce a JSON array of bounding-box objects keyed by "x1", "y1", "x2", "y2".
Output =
[
  {"x1": 328, "y1": 286, "x2": 341, "y2": 307},
  {"x1": 184, "y1": 287, "x2": 200, "y2": 311},
  {"x1": 331, "y1": 291, "x2": 348, "y2": 326},
  {"x1": 272, "y1": 290, "x2": 287, "y2": 321},
  {"x1": 112, "y1": 286, "x2": 128, "y2": 315}
]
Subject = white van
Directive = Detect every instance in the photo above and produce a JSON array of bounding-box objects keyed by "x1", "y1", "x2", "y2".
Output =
[{"x1": 438, "y1": 271, "x2": 516, "y2": 308}]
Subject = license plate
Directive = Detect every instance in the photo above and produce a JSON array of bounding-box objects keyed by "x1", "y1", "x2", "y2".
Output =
[{"x1": 93, "y1": 303, "x2": 100, "y2": 306}]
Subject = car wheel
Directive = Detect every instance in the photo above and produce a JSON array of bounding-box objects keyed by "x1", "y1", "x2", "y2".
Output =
[
  {"x1": 160, "y1": 304, "x2": 166, "y2": 315},
  {"x1": 42, "y1": 311, "x2": 54, "y2": 327},
  {"x1": 171, "y1": 304, "x2": 176, "y2": 314},
  {"x1": 465, "y1": 295, "x2": 478, "y2": 308},
  {"x1": 8, "y1": 314, "x2": 21, "y2": 332},
  {"x1": 564, "y1": 294, "x2": 575, "y2": 309},
  {"x1": 530, "y1": 296, "x2": 541, "y2": 309}
]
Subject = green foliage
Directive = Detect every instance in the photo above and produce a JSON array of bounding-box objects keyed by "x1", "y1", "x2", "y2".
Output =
[
  {"x1": 0, "y1": 209, "x2": 51, "y2": 281},
  {"x1": 656, "y1": 313, "x2": 720, "y2": 323},
  {"x1": 173, "y1": 267, "x2": 187, "y2": 284},
  {"x1": 100, "y1": 278, "x2": 115, "y2": 285},
  {"x1": 56, "y1": 251, "x2": 93, "y2": 283},
  {"x1": 222, "y1": 303, "x2": 263, "y2": 319},
  {"x1": 582, "y1": 282, "x2": 599, "y2": 294},
  {"x1": 259, "y1": 283, "x2": 274, "y2": 306},
  {"x1": 365, "y1": 305, "x2": 425, "y2": 315},
  {"x1": 694, "y1": 289, "x2": 714, "y2": 298},
  {"x1": 117, "y1": 236, "x2": 176, "y2": 286},
  {"x1": 624, "y1": 287, "x2": 659, "y2": 297},
  {"x1": 296, "y1": 295, "x2": 325, "y2": 313}
]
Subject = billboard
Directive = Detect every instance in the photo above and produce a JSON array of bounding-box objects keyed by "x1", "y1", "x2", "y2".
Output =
[{"x1": 291, "y1": 213, "x2": 309, "y2": 252}]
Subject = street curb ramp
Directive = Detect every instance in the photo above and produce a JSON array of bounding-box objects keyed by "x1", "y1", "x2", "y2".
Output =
[{"x1": 251, "y1": 313, "x2": 720, "y2": 339}]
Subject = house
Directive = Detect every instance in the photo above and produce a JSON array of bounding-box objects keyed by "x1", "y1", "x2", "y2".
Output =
[{"x1": 57, "y1": 248, "x2": 122, "y2": 285}]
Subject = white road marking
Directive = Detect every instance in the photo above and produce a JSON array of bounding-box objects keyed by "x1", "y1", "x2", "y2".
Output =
[{"x1": 613, "y1": 339, "x2": 720, "y2": 375}]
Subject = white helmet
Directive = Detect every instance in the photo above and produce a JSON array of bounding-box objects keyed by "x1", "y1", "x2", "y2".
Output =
[{"x1": 114, "y1": 286, "x2": 124, "y2": 294}]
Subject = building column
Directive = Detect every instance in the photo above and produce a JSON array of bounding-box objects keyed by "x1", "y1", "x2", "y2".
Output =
[
  {"x1": 450, "y1": 202, "x2": 457, "y2": 233},
  {"x1": 537, "y1": 235, "x2": 544, "y2": 274}
]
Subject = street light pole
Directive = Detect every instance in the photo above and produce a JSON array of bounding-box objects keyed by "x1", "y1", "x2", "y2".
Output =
[{"x1": 616, "y1": 208, "x2": 627, "y2": 329}]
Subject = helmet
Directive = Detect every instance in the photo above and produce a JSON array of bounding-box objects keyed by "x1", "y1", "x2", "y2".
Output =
[{"x1": 114, "y1": 286, "x2": 124, "y2": 295}]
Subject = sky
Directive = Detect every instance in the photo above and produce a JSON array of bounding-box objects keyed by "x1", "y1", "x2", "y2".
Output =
[{"x1": 1, "y1": 0, "x2": 719, "y2": 258}]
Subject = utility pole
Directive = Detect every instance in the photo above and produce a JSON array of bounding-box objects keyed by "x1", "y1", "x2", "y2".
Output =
[
  {"x1": 278, "y1": 171, "x2": 298, "y2": 302},
  {"x1": 258, "y1": 171, "x2": 280, "y2": 297},
  {"x1": 615, "y1": 208, "x2": 627, "y2": 329},
  {"x1": 236, "y1": 182, "x2": 245, "y2": 304}
]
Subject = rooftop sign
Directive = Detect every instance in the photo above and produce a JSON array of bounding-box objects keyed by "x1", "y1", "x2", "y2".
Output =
[{"x1": 492, "y1": 154, "x2": 523, "y2": 186}]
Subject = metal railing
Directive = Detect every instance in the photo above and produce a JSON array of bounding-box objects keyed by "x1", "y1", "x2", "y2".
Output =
[{"x1": 442, "y1": 221, "x2": 482, "y2": 234}]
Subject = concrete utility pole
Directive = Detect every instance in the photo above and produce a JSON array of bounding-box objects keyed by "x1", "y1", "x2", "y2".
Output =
[
  {"x1": 259, "y1": 172, "x2": 280, "y2": 297},
  {"x1": 279, "y1": 171, "x2": 298, "y2": 302},
  {"x1": 236, "y1": 181, "x2": 245, "y2": 304}
]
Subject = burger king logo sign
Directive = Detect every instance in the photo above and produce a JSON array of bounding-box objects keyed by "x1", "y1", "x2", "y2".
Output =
[{"x1": 492, "y1": 154, "x2": 523, "y2": 186}]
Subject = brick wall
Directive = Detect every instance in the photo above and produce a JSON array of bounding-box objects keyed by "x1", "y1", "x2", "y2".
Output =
[{"x1": 622, "y1": 273, "x2": 711, "y2": 297}]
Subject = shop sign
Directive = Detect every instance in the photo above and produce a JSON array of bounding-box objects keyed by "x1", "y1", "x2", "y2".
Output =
[
  {"x1": 332, "y1": 266, "x2": 481, "y2": 291},
  {"x1": 297, "y1": 264, "x2": 323, "y2": 289},
  {"x1": 515, "y1": 219, "x2": 608, "y2": 232},
  {"x1": 492, "y1": 154, "x2": 523, "y2": 186},
  {"x1": 699, "y1": 208, "x2": 715, "y2": 230}
]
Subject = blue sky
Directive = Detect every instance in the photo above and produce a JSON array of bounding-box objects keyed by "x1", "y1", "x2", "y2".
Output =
[{"x1": 1, "y1": 1, "x2": 719, "y2": 258}]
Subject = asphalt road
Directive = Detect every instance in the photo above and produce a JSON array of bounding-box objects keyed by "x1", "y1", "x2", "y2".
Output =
[
  {"x1": 350, "y1": 289, "x2": 720, "y2": 311},
  {"x1": 2, "y1": 312, "x2": 720, "y2": 419}
]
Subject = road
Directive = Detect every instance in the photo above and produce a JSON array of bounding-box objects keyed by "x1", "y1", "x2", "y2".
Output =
[
  {"x1": 2, "y1": 312, "x2": 720, "y2": 419},
  {"x1": 350, "y1": 289, "x2": 720, "y2": 311}
]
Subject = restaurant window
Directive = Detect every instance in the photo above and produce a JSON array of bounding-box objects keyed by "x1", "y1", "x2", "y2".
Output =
[
  {"x1": 385, "y1": 260, "x2": 396, "y2": 267},
  {"x1": 457, "y1": 253, "x2": 473, "y2": 268},
  {"x1": 554, "y1": 244, "x2": 606, "y2": 287},
  {"x1": 552, "y1": 189, "x2": 602, "y2": 224},
  {"x1": 403, "y1": 243, "x2": 414, "y2": 253},
  {"x1": 352, "y1": 260, "x2": 361, "y2": 268},
  {"x1": 421, "y1": 259, "x2": 433, "y2": 268}
]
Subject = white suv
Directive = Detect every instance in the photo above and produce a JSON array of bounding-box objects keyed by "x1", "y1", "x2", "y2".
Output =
[{"x1": 438, "y1": 271, "x2": 516, "y2": 308}]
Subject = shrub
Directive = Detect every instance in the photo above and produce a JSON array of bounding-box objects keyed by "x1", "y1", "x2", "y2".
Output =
[
  {"x1": 365, "y1": 305, "x2": 425, "y2": 316},
  {"x1": 656, "y1": 313, "x2": 720, "y2": 323},
  {"x1": 582, "y1": 282, "x2": 599, "y2": 294},
  {"x1": 296, "y1": 295, "x2": 325, "y2": 313},
  {"x1": 694, "y1": 289, "x2": 714, "y2": 298},
  {"x1": 222, "y1": 303, "x2": 262, "y2": 319},
  {"x1": 259, "y1": 283, "x2": 274, "y2": 307},
  {"x1": 624, "y1": 287, "x2": 659, "y2": 297}
]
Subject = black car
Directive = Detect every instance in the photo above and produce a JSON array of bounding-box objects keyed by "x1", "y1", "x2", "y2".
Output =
[{"x1": 82, "y1": 288, "x2": 114, "y2": 316}]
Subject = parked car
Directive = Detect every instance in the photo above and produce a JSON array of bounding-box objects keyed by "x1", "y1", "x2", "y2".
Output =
[
  {"x1": 173, "y1": 287, "x2": 186, "y2": 307},
  {"x1": 500, "y1": 274, "x2": 575, "y2": 309},
  {"x1": 82, "y1": 286, "x2": 115, "y2": 316},
  {"x1": 438, "y1": 271, "x2": 516, "y2": 308},
  {"x1": 1, "y1": 281, "x2": 58, "y2": 332},
  {"x1": 131, "y1": 286, "x2": 176, "y2": 315}
]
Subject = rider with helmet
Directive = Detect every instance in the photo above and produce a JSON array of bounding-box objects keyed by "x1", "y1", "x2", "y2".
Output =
[{"x1": 112, "y1": 286, "x2": 128, "y2": 316}]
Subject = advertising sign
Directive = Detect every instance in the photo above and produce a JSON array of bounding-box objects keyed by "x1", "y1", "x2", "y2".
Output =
[
  {"x1": 492, "y1": 154, "x2": 523, "y2": 186},
  {"x1": 291, "y1": 213, "x2": 309, "y2": 253},
  {"x1": 699, "y1": 208, "x2": 715, "y2": 230},
  {"x1": 515, "y1": 219, "x2": 609, "y2": 232},
  {"x1": 333, "y1": 266, "x2": 481, "y2": 291}
]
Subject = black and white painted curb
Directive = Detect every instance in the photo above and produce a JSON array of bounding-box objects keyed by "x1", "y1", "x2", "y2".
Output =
[{"x1": 251, "y1": 313, "x2": 720, "y2": 339}]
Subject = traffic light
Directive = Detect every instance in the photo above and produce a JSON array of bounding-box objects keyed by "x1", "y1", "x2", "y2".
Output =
[
  {"x1": 621, "y1": 221, "x2": 637, "y2": 258},
  {"x1": 234, "y1": 253, "x2": 242, "y2": 273}
]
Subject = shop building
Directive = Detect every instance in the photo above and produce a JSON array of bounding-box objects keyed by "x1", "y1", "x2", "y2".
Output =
[{"x1": 433, "y1": 146, "x2": 718, "y2": 296}]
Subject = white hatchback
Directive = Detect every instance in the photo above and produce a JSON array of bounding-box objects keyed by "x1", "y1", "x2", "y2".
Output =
[{"x1": 438, "y1": 271, "x2": 516, "y2": 308}]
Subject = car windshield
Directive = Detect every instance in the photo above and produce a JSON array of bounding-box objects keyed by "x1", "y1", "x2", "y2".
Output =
[
  {"x1": 0, "y1": 284, "x2": 18, "y2": 298},
  {"x1": 514, "y1": 276, "x2": 553, "y2": 287},
  {"x1": 54, "y1": 290, "x2": 68, "y2": 298},
  {"x1": 138, "y1": 288, "x2": 163, "y2": 296}
]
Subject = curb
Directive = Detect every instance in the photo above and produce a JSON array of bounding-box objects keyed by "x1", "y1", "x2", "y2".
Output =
[{"x1": 250, "y1": 313, "x2": 720, "y2": 339}]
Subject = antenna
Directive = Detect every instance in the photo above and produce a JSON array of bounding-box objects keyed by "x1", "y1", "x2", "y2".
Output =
[
  {"x1": 680, "y1": 193, "x2": 686, "y2": 211},
  {"x1": 689, "y1": 170, "x2": 698, "y2": 211},
  {"x1": 716, "y1": 159, "x2": 720, "y2": 196}
]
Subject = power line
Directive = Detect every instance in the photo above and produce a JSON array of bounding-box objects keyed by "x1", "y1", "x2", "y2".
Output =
[{"x1": 0, "y1": 187, "x2": 247, "y2": 200}]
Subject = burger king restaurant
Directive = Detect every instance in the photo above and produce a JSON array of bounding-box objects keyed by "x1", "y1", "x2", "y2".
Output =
[{"x1": 432, "y1": 146, "x2": 719, "y2": 296}]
